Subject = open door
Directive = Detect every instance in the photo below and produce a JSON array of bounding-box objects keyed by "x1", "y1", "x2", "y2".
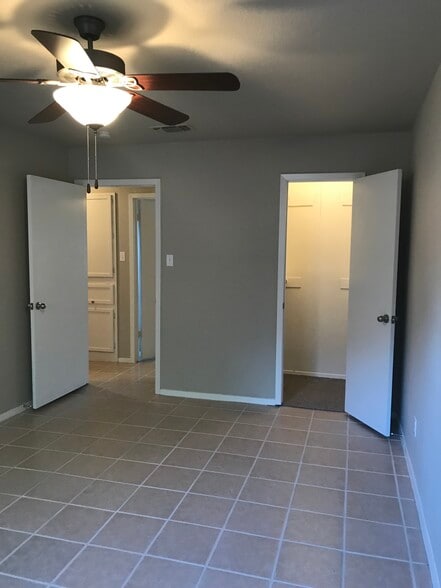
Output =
[
  {"x1": 27, "y1": 175, "x2": 88, "y2": 409},
  {"x1": 345, "y1": 170, "x2": 402, "y2": 436}
]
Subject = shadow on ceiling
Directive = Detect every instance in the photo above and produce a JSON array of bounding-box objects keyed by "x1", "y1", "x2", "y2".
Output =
[
  {"x1": 0, "y1": 0, "x2": 169, "y2": 48},
  {"x1": 235, "y1": 0, "x2": 341, "y2": 10}
]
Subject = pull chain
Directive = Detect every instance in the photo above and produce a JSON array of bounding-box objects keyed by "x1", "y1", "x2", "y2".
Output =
[
  {"x1": 94, "y1": 127, "x2": 99, "y2": 189},
  {"x1": 86, "y1": 125, "x2": 100, "y2": 192},
  {"x1": 86, "y1": 125, "x2": 91, "y2": 194}
]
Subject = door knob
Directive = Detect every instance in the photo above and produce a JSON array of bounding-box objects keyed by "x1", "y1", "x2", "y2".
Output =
[
  {"x1": 35, "y1": 302, "x2": 46, "y2": 310},
  {"x1": 377, "y1": 314, "x2": 389, "y2": 324}
]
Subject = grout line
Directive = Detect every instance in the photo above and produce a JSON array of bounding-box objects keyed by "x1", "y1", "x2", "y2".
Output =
[
  {"x1": 0, "y1": 509, "x2": 420, "y2": 563},
  {"x1": 0, "y1": 572, "x2": 47, "y2": 586},
  {"x1": 0, "y1": 534, "x2": 422, "y2": 588},
  {"x1": 1, "y1": 431, "x2": 404, "y2": 459},
  {"x1": 0, "y1": 390, "x2": 174, "y2": 582},
  {"x1": 192, "y1": 409, "x2": 282, "y2": 588},
  {"x1": 46, "y1": 455, "x2": 175, "y2": 584},
  {"x1": 268, "y1": 408, "x2": 315, "y2": 587},
  {"x1": 341, "y1": 407, "x2": 349, "y2": 588},
  {"x1": 5, "y1": 404, "x2": 381, "y2": 431},
  {"x1": 49, "y1": 400, "x2": 249, "y2": 586},
  {"x1": 0, "y1": 457, "x2": 417, "y2": 507},
  {"x1": 0, "y1": 370, "x2": 422, "y2": 587},
  {"x1": 0, "y1": 499, "x2": 422, "y2": 531},
  {"x1": 0, "y1": 493, "x2": 22, "y2": 516},
  {"x1": 120, "y1": 405, "x2": 254, "y2": 587},
  {"x1": 0, "y1": 459, "x2": 116, "y2": 570}
]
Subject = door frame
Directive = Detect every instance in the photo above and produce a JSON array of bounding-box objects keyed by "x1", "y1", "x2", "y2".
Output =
[
  {"x1": 275, "y1": 172, "x2": 365, "y2": 405},
  {"x1": 76, "y1": 178, "x2": 161, "y2": 396},
  {"x1": 128, "y1": 192, "x2": 157, "y2": 364}
]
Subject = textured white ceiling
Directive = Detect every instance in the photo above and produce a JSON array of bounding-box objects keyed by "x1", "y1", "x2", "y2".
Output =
[{"x1": 0, "y1": 0, "x2": 439, "y2": 145}]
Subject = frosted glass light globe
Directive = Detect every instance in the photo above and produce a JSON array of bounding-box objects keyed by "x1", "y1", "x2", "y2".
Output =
[{"x1": 53, "y1": 85, "x2": 131, "y2": 126}]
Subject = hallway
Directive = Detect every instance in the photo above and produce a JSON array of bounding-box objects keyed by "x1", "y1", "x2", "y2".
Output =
[{"x1": 0, "y1": 364, "x2": 430, "y2": 587}]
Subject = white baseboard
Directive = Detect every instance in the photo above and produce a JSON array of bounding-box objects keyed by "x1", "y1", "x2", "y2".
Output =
[
  {"x1": 118, "y1": 357, "x2": 134, "y2": 364},
  {"x1": 401, "y1": 433, "x2": 440, "y2": 588},
  {"x1": 0, "y1": 404, "x2": 27, "y2": 424},
  {"x1": 159, "y1": 389, "x2": 276, "y2": 406},
  {"x1": 89, "y1": 351, "x2": 118, "y2": 362},
  {"x1": 284, "y1": 369, "x2": 346, "y2": 380}
]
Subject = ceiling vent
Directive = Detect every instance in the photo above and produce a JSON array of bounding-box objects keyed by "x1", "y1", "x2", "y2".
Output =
[{"x1": 153, "y1": 125, "x2": 192, "y2": 133}]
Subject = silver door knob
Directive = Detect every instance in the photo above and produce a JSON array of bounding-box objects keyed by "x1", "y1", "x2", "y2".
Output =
[
  {"x1": 35, "y1": 302, "x2": 46, "y2": 310},
  {"x1": 377, "y1": 314, "x2": 389, "y2": 324}
]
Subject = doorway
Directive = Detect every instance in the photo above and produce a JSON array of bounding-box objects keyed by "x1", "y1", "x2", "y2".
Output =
[
  {"x1": 275, "y1": 170, "x2": 402, "y2": 436},
  {"x1": 77, "y1": 178, "x2": 161, "y2": 396},
  {"x1": 283, "y1": 180, "x2": 354, "y2": 411},
  {"x1": 275, "y1": 173, "x2": 364, "y2": 409}
]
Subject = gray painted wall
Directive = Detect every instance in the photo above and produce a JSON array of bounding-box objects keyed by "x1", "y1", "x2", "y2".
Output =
[
  {"x1": 69, "y1": 132, "x2": 412, "y2": 399},
  {"x1": 0, "y1": 126, "x2": 68, "y2": 414},
  {"x1": 402, "y1": 66, "x2": 441, "y2": 582}
]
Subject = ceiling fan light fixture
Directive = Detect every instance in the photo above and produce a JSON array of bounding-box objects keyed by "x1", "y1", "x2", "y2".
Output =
[{"x1": 53, "y1": 85, "x2": 131, "y2": 126}]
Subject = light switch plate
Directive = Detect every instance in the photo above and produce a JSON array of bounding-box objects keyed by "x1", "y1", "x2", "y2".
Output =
[
  {"x1": 286, "y1": 276, "x2": 302, "y2": 288},
  {"x1": 119, "y1": 251, "x2": 126, "y2": 262},
  {"x1": 166, "y1": 254, "x2": 174, "y2": 267}
]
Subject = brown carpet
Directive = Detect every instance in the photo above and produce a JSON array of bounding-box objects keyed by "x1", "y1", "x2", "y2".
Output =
[{"x1": 283, "y1": 374, "x2": 345, "y2": 412}]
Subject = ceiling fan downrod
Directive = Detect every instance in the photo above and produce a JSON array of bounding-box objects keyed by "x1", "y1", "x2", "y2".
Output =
[{"x1": 74, "y1": 15, "x2": 105, "y2": 51}]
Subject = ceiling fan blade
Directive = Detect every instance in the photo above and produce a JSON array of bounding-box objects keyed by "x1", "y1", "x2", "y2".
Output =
[
  {"x1": 129, "y1": 72, "x2": 240, "y2": 92},
  {"x1": 0, "y1": 78, "x2": 51, "y2": 85},
  {"x1": 31, "y1": 30, "x2": 99, "y2": 76},
  {"x1": 28, "y1": 102, "x2": 66, "y2": 124},
  {"x1": 128, "y1": 93, "x2": 189, "y2": 125}
]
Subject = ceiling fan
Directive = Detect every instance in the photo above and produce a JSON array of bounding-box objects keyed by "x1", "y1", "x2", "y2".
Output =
[{"x1": 0, "y1": 15, "x2": 241, "y2": 127}]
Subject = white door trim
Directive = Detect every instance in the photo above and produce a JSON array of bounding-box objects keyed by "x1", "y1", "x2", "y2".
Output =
[
  {"x1": 76, "y1": 178, "x2": 161, "y2": 396},
  {"x1": 275, "y1": 172, "x2": 365, "y2": 405}
]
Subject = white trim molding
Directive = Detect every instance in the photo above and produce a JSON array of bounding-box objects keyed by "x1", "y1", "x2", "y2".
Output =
[
  {"x1": 0, "y1": 404, "x2": 27, "y2": 423},
  {"x1": 275, "y1": 172, "x2": 365, "y2": 405},
  {"x1": 159, "y1": 389, "x2": 276, "y2": 406},
  {"x1": 401, "y1": 433, "x2": 440, "y2": 588},
  {"x1": 284, "y1": 369, "x2": 346, "y2": 380}
]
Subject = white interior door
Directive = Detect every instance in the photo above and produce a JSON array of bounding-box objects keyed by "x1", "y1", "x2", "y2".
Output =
[
  {"x1": 138, "y1": 198, "x2": 156, "y2": 360},
  {"x1": 86, "y1": 193, "x2": 114, "y2": 278},
  {"x1": 345, "y1": 170, "x2": 402, "y2": 436},
  {"x1": 27, "y1": 175, "x2": 88, "y2": 409},
  {"x1": 86, "y1": 193, "x2": 116, "y2": 358}
]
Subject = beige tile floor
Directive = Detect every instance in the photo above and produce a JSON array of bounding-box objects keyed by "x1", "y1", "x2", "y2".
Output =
[{"x1": 0, "y1": 361, "x2": 432, "y2": 587}]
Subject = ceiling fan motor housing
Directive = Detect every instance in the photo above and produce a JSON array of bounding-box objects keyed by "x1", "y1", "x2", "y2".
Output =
[
  {"x1": 74, "y1": 15, "x2": 105, "y2": 43},
  {"x1": 56, "y1": 15, "x2": 126, "y2": 81}
]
